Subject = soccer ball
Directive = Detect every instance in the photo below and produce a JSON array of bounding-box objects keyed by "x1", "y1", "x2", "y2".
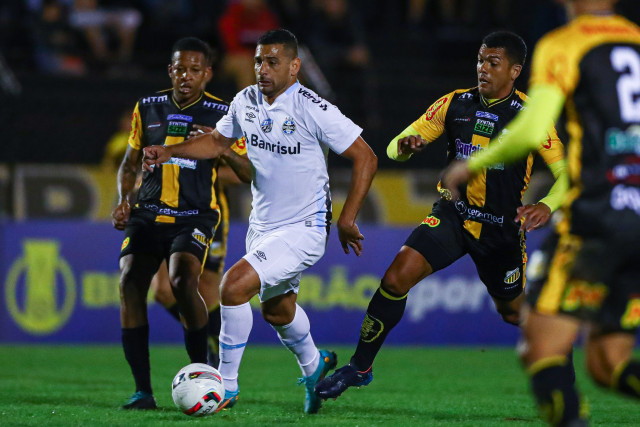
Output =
[{"x1": 171, "y1": 363, "x2": 225, "y2": 416}]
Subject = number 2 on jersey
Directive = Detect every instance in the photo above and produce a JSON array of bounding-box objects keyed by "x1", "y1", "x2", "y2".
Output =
[{"x1": 611, "y1": 46, "x2": 640, "y2": 123}]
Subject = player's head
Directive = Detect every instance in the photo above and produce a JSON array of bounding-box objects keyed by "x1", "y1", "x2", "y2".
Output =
[
  {"x1": 168, "y1": 37, "x2": 213, "y2": 106},
  {"x1": 254, "y1": 29, "x2": 301, "y2": 101},
  {"x1": 477, "y1": 31, "x2": 527, "y2": 99}
]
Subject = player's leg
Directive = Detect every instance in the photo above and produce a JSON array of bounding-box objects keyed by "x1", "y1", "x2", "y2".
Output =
[
  {"x1": 119, "y1": 252, "x2": 162, "y2": 409},
  {"x1": 149, "y1": 260, "x2": 181, "y2": 321},
  {"x1": 168, "y1": 251, "x2": 208, "y2": 364},
  {"x1": 118, "y1": 216, "x2": 163, "y2": 409},
  {"x1": 198, "y1": 267, "x2": 222, "y2": 367},
  {"x1": 317, "y1": 204, "x2": 465, "y2": 400},
  {"x1": 521, "y1": 310, "x2": 584, "y2": 426},
  {"x1": 585, "y1": 329, "x2": 639, "y2": 397},
  {"x1": 216, "y1": 258, "x2": 262, "y2": 410}
]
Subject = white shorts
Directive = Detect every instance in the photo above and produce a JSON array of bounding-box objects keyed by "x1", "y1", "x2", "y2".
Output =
[{"x1": 243, "y1": 223, "x2": 328, "y2": 302}]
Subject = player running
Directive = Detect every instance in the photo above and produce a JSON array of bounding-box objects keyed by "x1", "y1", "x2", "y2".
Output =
[
  {"x1": 142, "y1": 29, "x2": 377, "y2": 414},
  {"x1": 316, "y1": 31, "x2": 569, "y2": 401},
  {"x1": 442, "y1": 1, "x2": 640, "y2": 425}
]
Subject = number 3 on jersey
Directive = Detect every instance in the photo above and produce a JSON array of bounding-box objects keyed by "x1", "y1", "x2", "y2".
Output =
[{"x1": 611, "y1": 46, "x2": 640, "y2": 123}]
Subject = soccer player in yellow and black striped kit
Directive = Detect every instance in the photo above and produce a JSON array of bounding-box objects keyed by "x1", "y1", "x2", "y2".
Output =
[
  {"x1": 442, "y1": 1, "x2": 640, "y2": 424},
  {"x1": 112, "y1": 37, "x2": 250, "y2": 410},
  {"x1": 317, "y1": 31, "x2": 570, "y2": 401}
]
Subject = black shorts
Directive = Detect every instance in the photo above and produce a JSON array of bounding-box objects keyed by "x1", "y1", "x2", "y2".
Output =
[
  {"x1": 526, "y1": 230, "x2": 640, "y2": 334},
  {"x1": 203, "y1": 219, "x2": 227, "y2": 274},
  {"x1": 404, "y1": 200, "x2": 526, "y2": 301},
  {"x1": 120, "y1": 212, "x2": 215, "y2": 265}
]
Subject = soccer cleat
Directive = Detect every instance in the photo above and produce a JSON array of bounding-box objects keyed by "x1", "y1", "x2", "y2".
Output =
[
  {"x1": 299, "y1": 349, "x2": 338, "y2": 414},
  {"x1": 122, "y1": 391, "x2": 157, "y2": 410},
  {"x1": 214, "y1": 388, "x2": 239, "y2": 413},
  {"x1": 314, "y1": 363, "x2": 373, "y2": 400}
]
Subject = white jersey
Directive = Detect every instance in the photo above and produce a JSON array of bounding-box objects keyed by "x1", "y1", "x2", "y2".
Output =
[{"x1": 216, "y1": 81, "x2": 362, "y2": 232}]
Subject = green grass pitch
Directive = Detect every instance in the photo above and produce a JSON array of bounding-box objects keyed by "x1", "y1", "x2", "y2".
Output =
[{"x1": 0, "y1": 345, "x2": 637, "y2": 426}]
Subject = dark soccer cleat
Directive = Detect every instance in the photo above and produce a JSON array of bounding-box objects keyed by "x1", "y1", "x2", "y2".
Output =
[
  {"x1": 299, "y1": 349, "x2": 338, "y2": 414},
  {"x1": 314, "y1": 363, "x2": 373, "y2": 400},
  {"x1": 214, "y1": 388, "x2": 239, "y2": 413},
  {"x1": 122, "y1": 391, "x2": 157, "y2": 410}
]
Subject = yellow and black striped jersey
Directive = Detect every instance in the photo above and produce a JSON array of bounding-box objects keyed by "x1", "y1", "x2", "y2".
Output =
[
  {"x1": 530, "y1": 14, "x2": 640, "y2": 234},
  {"x1": 411, "y1": 87, "x2": 564, "y2": 241},
  {"x1": 128, "y1": 90, "x2": 245, "y2": 224}
]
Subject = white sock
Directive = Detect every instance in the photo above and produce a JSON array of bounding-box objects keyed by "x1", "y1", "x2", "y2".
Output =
[
  {"x1": 272, "y1": 304, "x2": 320, "y2": 377},
  {"x1": 219, "y1": 302, "x2": 253, "y2": 392}
]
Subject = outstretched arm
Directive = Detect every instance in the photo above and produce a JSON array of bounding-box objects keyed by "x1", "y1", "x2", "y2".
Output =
[
  {"x1": 142, "y1": 128, "x2": 237, "y2": 170},
  {"x1": 337, "y1": 136, "x2": 378, "y2": 256}
]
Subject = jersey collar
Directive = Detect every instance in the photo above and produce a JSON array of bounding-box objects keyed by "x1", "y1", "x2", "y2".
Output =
[
  {"x1": 480, "y1": 87, "x2": 515, "y2": 108},
  {"x1": 259, "y1": 81, "x2": 300, "y2": 109},
  {"x1": 171, "y1": 91, "x2": 204, "y2": 110}
]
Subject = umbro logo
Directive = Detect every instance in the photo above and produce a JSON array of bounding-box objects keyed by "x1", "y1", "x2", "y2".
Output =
[{"x1": 253, "y1": 250, "x2": 267, "y2": 262}]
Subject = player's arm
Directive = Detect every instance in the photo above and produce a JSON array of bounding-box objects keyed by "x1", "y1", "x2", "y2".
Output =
[
  {"x1": 220, "y1": 149, "x2": 251, "y2": 183},
  {"x1": 143, "y1": 129, "x2": 236, "y2": 170},
  {"x1": 338, "y1": 136, "x2": 378, "y2": 256},
  {"x1": 113, "y1": 145, "x2": 140, "y2": 230},
  {"x1": 387, "y1": 94, "x2": 450, "y2": 161},
  {"x1": 442, "y1": 84, "x2": 566, "y2": 198},
  {"x1": 515, "y1": 159, "x2": 568, "y2": 232}
]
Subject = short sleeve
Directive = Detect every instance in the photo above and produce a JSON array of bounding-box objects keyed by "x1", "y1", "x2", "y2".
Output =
[
  {"x1": 231, "y1": 136, "x2": 247, "y2": 155},
  {"x1": 410, "y1": 92, "x2": 453, "y2": 142},
  {"x1": 306, "y1": 101, "x2": 362, "y2": 155},
  {"x1": 215, "y1": 94, "x2": 244, "y2": 140},
  {"x1": 127, "y1": 102, "x2": 142, "y2": 149}
]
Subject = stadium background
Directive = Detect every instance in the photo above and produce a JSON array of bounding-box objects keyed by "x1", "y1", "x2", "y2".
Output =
[{"x1": 1, "y1": 0, "x2": 639, "y2": 346}]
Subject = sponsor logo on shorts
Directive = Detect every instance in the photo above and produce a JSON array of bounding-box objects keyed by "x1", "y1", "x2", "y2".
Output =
[
  {"x1": 503, "y1": 268, "x2": 520, "y2": 284},
  {"x1": 561, "y1": 280, "x2": 608, "y2": 312},
  {"x1": 282, "y1": 117, "x2": 296, "y2": 134},
  {"x1": 421, "y1": 215, "x2": 440, "y2": 227},
  {"x1": 121, "y1": 237, "x2": 130, "y2": 251},
  {"x1": 253, "y1": 250, "x2": 267, "y2": 262},
  {"x1": 475, "y1": 111, "x2": 499, "y2": 121},
  {"x1": 360, "y1": 313, "x2": 384, "y2": 342},
  {"x1": 474, "y1": 119, "x2": 495, "y2": 136},
  {"x1": 192, "y1": 228, "x2": 207, "y2": 246},
  {"x1": 455, "y1": 200, "x2": 504, "y2": 226},
  {"x1": 423, "y1": 97, "x2": 447, "y2": 121},
  {"x1": 261, "y1": 118, "x2": 273, "y2": 133},
  {"x1": 621, "y1": 299, "x2": 640, "y2": 329}
]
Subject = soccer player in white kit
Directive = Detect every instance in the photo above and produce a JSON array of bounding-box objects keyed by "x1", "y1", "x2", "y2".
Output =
[{"x1": 143, "y1": 29, "x2": 378, "y2": 414}]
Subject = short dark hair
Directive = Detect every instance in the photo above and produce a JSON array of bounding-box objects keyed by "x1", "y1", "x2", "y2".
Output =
[
  {"x1": 171, "y1": 37, "x2": 214, "y2": 66},
  {"x1": 257, "y1": 29, "x2": 298, "y2": 58},
  {"x1": 482, "y1": 31, "x2": 527, "y2": 66}
]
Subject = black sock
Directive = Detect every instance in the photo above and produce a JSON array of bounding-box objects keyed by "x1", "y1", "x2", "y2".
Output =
[
  {"x1": 207, "y1": 306, "x2": 221, "y2": 367},
  {"x1": 165, "y1": 303, "x2": 180, "y2": 321},
  {"x1": 351, "y1": 286, "x2": 407, "y2": 371},
  {"x1": 529, "y1": 356, "x2": 584, "y2": 426},
  {"x1": 122, "y1": 325, "x2": 152, "y2": 394},
  {"x1": 613, "y1": 360, "x2": 640, "y2": 399},
  {"x1": 184, "y1": 324, "x2": 208, "y2": 364}
]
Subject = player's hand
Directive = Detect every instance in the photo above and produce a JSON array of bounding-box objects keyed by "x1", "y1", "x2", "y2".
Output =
[
  {"x1": 515, "y1": 202, "x2": 551, "y2": 232},
  {"x1": 337, "y1": 220, "x2": 364, "y2": 256},
  {"x1": 142, "y1": 145, "x2": 170, "y2": 171},
  {"x1": 188, "y1": 124, "x2": 214, "y2": 139},
  {"x1": 112, "y1": 200, "x2": 131, "y2": 230},
  {"x1": 440, "y1": 160, "x2": 471, "y2": 200},
  {"x1": 397, "y1": 135, "x2": 427, "y2": 156}
]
